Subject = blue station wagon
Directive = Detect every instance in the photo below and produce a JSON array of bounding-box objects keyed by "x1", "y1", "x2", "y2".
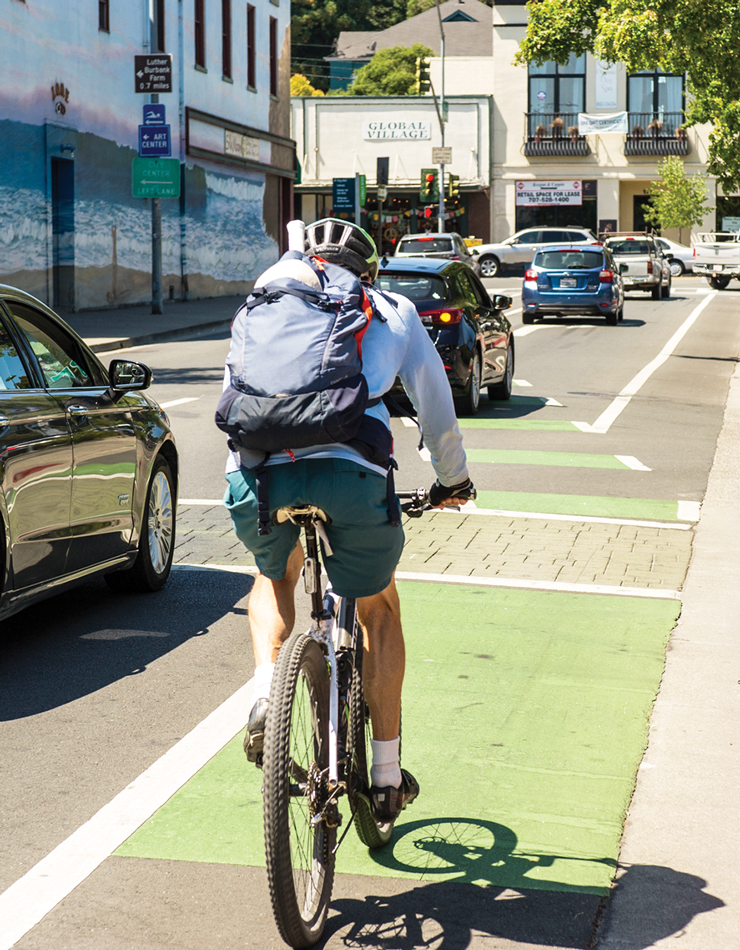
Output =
[{"x1": 522, "y1": 245, "x2": 625, "y2": 325}]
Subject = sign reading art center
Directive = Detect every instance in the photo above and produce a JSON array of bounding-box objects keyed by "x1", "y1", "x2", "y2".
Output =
[
  {"x1": 515, "y1": 180, "x2": 582, "y2": 206},
  {"x1": 363, "y1": 121, "x2": 431, "y2": 140}
]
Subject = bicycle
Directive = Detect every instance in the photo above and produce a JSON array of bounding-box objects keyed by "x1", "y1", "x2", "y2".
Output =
[{"x1": 260, "y1": 487, "x2": 435, "y2": 949}]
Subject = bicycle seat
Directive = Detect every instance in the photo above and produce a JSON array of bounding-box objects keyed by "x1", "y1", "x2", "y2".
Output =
[{"x1": 273, "y1": 505, "x2": 332, "y2": 526}]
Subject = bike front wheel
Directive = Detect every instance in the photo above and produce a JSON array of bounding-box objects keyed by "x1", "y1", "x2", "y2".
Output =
[{"x1": 263, "y1": 631, "x2": 336, "y2": 948}]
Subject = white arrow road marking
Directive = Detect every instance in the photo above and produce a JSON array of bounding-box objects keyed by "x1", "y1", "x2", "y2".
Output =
[
  {"x1": 615, "y1": 455, "x2": 652, "y2": 471},
  {"x1": 539, "y1": 396, "x2": 563, "y2": 407},
  {"x1": 419, "y1": 447, "x2": 432, "y2": 461},
  {"x1": 572, "y1": 294, "x2": 716, "y2": 433},
  {"x1": 514, "y1": 379, "x2": 532, "y2": 387},
  {"x1": 159, "y1": 397, "x2": 200, "y2": 409}
]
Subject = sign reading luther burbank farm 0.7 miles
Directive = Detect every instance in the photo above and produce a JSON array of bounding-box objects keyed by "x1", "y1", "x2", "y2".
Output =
[{"x1": 364, "y1": 121, "x2": 431, "y2": 140}]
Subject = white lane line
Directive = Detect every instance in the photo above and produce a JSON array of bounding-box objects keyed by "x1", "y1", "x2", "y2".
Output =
[
  {"x1": 174, "y1": 563, "x2": 680, "y2": 600},
  {"x1": 514, "y1": 379, "x2": 532, "y2": 387},
  {"x1": 615, "y1": 455, "x2": 652, "y2": 472},
  {"x1": 0, "y1": 682, "x2": 253, "y2": 950},
  {"x1": 513, "y1": 324, "x2": 593, "y2": 337},
  {"x1": 418, "y1": 447, "x2": 432, "y2": 461},
  {"x1": 159, "y1": 397, "x2": 200, "y2": 409},
  {"x1": 677, "y1": 500, "x2": 701, "y2": 521},
  {"x1": 400, "y1": 417, "x2": 416, "y2": 428},
  {"x1": 176, "y1": 499, "x2": 694, "y2": 528},
  {"x1": 572, "y1": 293, "x2": 716, "y2": 433},
  {"x1": 539, "y1": 396, "x2": 563, "y2": 407},
  {"x1": 507, "y1": 308, "x2": 522, "y2": 317},
  {"x1": 488, "y1": 288, "x2": 522, "y2": 296}
]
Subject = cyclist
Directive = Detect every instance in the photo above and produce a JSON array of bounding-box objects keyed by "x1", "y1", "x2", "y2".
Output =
[{"x1": 223, "y1": 218, "x2": 474, "y2": 824}]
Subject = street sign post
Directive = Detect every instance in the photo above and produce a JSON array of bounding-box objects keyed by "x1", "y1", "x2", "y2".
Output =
[
  {"x1": 132, "y1": 157, "x2": 180, "y2": 198},
  {"x1": 134, "y1": 54, "x2": 173, "y2": 93},
  {"x1": 138, "y1": 125, "x2": 171, "y2": 157}
]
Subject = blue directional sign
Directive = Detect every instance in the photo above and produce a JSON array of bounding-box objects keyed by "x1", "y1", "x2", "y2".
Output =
[
  {"x1": 142, "y1": 103, "x2": 166, "y2": 126},
  {"x1": 138, "y1": 124, "x2": 171, "y2": 157}
]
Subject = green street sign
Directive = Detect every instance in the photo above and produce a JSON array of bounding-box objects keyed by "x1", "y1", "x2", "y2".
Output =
[
  {"x1": 358, "y1": 174, "x2": 367, "y2": 207},
  {"x1": 132, "y1": 157, "x2": 180, "y2": 198}
]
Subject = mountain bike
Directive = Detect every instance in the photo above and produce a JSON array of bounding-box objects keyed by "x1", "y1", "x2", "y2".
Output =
[{"x1": 261, "y1": 488, "x2": 432, "y2": 949}]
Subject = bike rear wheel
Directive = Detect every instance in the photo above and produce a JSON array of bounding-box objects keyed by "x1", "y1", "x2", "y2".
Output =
[
  {"x1": 348, "y1": 636, "x2": 396, "y2": 849},
  {"x1": 263, "y1": 631, "x2": 335, "y2": 948}
]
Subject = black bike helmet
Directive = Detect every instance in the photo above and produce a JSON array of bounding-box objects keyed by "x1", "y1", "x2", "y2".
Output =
[{"x1": 305, "y1": 218, "x2": 379, "y2": 281}]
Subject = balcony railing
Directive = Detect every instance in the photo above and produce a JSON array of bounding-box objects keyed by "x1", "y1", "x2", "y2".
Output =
[
  {"x1": 524, "y1": 113, "x2": 590, "y2": 157},
  {"x1": 625, "y1": 112, "x2": 690, "y2": 155}
]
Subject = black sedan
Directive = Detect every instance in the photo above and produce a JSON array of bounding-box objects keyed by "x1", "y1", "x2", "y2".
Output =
[
  {"x1": 376, "y1": 257, "x2": 514, "y2": 414},
  {"x1": 0, "y1": 285, "x2": 178, "y2": 620}
]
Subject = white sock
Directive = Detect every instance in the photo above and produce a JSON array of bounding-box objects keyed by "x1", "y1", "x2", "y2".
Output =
[
  {"x1": 249, "y1": 662, "x2": 275, "y2": 716},
  {"x1": 370, "y1": 737, "x2": 402, "y2": 789}
]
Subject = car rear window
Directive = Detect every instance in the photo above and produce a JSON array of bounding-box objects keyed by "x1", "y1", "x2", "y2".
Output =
[
  {"x1": 375, "y1": 273, "x2": 447, "y2": 301},
  {"x1": 606, "y1": 240, "x2": 651, "y2": 255},
  {"x1": 398, "y1": 238, "x2": 453, "y2": 253},
  {"x1": 535, "y1": 250, "x2": 604, "y2": 269}
]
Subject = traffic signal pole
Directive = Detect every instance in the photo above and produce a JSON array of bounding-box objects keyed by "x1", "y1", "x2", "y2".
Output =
[{"x1": 436, "y1": 2, "x2": 445, "y2": 234}]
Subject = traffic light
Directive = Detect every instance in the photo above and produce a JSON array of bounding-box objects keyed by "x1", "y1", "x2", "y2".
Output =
[
  {"x1": 414, "y1": 57, "x2": 431, "y2": 95},
  {"x1": 420, "y1": 168, "x2": 438, "y2": 202},
  {"x1": 448, "y1": 174, "x2": 460, "y2": 199}
]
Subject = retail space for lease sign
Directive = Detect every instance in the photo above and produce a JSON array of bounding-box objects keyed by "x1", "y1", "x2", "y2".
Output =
[{"x1": 516, "y1": 180, "x2": 582, "y2": 206}]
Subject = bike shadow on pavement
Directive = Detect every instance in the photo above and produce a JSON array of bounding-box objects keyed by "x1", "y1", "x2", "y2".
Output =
[
  {"x1": 321, "y1": 816, "x2": 724, "y2": 949},
  {"x1": 0, "y1": 569, "x2": 253, "y2": 719}
]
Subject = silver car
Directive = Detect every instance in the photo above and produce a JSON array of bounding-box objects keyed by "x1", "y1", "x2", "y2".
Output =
[
  {"x1": 393, "y1": 232, "x2": 480, "y2": 273},
  {"x1": 471, "y1": 226, "x2": 598, "y2": 278},
  {"x1": 655, "y1": 237, "x2": 694, "y2": 276}
]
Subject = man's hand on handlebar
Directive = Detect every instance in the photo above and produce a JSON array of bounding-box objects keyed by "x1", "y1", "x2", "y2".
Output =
[{"x1": 428, "y1": 478, "x2": 476, "y2": 509}]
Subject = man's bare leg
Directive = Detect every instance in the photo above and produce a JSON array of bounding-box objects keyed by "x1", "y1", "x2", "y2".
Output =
[
  {"x1": 357, "y1": 576, "x2": 404, "y2": 741},
  {"x1": 248, "y1": 540, "x2": 304, "y2": 664}
]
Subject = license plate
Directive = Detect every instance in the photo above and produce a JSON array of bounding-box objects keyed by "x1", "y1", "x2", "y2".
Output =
[
  {"x1": 560, "y1": 277, "x2": 577, "y2": 288},
  {"x1": 714, "y1": 264, "x2": 723, "y2": 272}
]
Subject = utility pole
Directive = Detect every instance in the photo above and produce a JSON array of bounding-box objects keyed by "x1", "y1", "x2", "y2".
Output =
[
  {"x1": 150, "y1": 4, "x2": 163, "y2": 314},
  {"x1": 436, "y1": 0, "x2": 446, "y2": 234}
]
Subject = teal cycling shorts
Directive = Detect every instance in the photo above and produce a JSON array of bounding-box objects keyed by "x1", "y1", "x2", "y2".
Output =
[{"x1": 224, "y1": 458, "x2": 405, "y2": 598}]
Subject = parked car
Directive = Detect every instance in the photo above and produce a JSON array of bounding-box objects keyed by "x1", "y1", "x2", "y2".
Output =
[
  {"x1": 692, "y1": 231, "x2": 740, "y2": 289},
  {"x1": 393, "y1": 232, "x2": 481, "y2": 273},
  {"x1": 521, "y1": 244, "x2": 625, "y2": 325},
  {"x1": 655, "y1": 237, "x2": 694, "y2": 276},
  {"x1": 376, "y1": 257, "x2": 514, "y2": 415},
  {"x1": 603, "y1": 234, "x2": 671, "y2": 299},
  {"x1": 0, "y1": 285, "x2": 178, "y2": 621},
  {"x1": 470, "y1": 226, "x2": 598, "y2": 278}
]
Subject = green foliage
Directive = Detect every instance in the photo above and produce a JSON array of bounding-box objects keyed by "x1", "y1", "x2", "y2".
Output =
[
  {"x1": 643, "y1": 157, "x2": 712, "y2": 241},
  {"x1": 347, "y1": 43, "x2": 435, "y2": 95},
  {"x1": 407, "y1": 0, "x2": 437, "y2": 16},
  {"x1": 514, "y1": 0, "x2": 740, "y2": 191},
  {"x1": 290, "y1": 74, "x2": 325, "y2": 96}
]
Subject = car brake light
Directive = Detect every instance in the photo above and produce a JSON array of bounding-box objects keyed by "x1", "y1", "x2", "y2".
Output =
[
  {"x1": 693, "y1": 247, "x2": 696, "y2": 258},
  {"x1": 525, "y1": 269, "x2": 537, "y2": 281},
  {"x1": 418, "y1": 307, "x2": 463, "y2": 325},
  {"x1": 418, "y1": 237, "x2": 435, "y2": 241},
  {"x1": 599, "y1": 269, "x2": 614, "y2": 283},
  {"x1": 647, "y1": 261, "x2": 653, "y2": 274}
]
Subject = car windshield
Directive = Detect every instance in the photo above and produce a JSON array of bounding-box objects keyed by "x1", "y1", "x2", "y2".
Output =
[
  {"x1": 375, "y1": 273, "x2": 447, "y2": 301},
  {"x1": 607, "y1": 240, "x2": 651, "y2": 255},
  {"x1": 399, "y1": 238, "x2": 453, "y2": 253},
  {"x1": 535, "y1": 250, "x2": 604, "y2": 270}
]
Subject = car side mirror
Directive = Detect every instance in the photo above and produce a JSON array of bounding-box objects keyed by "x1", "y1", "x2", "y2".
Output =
[
  {"x1": 492, "y1": 294, "x2": 513, "y2": 309},
  {"x1": 109, "y1": 359, "x2": 152, "y2": 392},
  {"x1": 619, "y1": 264, "x2": 628, "y2": 273},
  {"x1": 471, "y1": 247, "x2": 479, "y2": 255}
]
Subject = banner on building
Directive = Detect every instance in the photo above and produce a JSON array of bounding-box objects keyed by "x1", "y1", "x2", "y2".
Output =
[
  {"x1": 364, "y1": 121, "x2": 431, "y2": 140},
  {"x1": 578, "y1": 111, "x2": 628, "y2": 135},
  {"x1": 515, "y1": 180, "x2": 582, "y2": 206}
]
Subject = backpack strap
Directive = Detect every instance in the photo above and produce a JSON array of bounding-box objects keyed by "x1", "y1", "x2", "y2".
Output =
[{"x1": 254, "y1": 455, "x2": 273, "y2": 536}]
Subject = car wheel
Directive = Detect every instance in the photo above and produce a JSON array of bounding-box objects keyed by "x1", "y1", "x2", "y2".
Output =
[
  {"x1": 522, "y1": 312, "x2": 535, "y2": 324},
  {"x1": 709, "y1": 276, "x2": 731, "y2": 290},
  {"x1": 651, "y1": 283, "x2": 661, "y2": 300},
  {"x1": 606, "y1": 309, "x2": 618, "y2": 325},
  {"x1": 669, "y1": 259, "x2": 684, "y2": 277},
  {"x1": 617, "y1": 303, "x2": 624, "y2": 322},
  {"x1": 479, "y1": 255, "x2": 500, "y2": 278},
  {"x1": 487, "y1": 341, "x2": 514, "y2": 400},
  {"x1": 106, "y1": 455, "x2": 176, "y2": 593},
  {"x1": 455, "y1": 350, "x2": 481, "y2": 416},
  {"x1": 662, "y1": 277, "x2": 671, "y2": 298}
]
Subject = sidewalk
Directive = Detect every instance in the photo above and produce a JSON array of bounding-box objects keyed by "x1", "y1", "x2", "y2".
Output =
[{"x1": 64, "y1": 295, "x2": 242, "y2": 353}]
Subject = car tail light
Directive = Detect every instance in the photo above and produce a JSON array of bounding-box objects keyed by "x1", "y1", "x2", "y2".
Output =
[
  {"x1": 599, "y1": 269, "x2": 614, "y2": 283},
  {"x1": 693, "y1": 247, "x2": 696, "y2": 258},
  {"x1": 418, "y1": 307, "x2": 463, "y2": 325},
  {"x1": 647, "y1": 261, "x2": 653, "y2": 274},
  {"x1": 525, "y1": 269, "x2": 537, "y2": 281}
]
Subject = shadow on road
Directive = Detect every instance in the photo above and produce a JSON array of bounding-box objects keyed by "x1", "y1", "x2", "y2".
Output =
[
  {"x1": 0, "y1": 569, "x2": 253, "y2": 720},
  {"x1": 322, "y1": 817, "x2": 723, "y2": 949}
]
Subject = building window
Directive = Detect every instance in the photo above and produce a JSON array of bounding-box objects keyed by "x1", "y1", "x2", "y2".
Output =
[
  {"x1": 269, "y1": 17, "x2": 278, "y2": 97},
  {"x1": 154, "y1": 0, "x2": 165, "y2": 52},
  {"x1": 195, "y1": 0, "x2": 206, "y2": 68},
  {"x1": 222, "y1": 0, "x2": 232, "y2": 79},
  {"x1": 525, "y1": 55, "x2": 588, "y2": 155},
  {"x1": 99, "y1": 0, "x2": 109, "y2": 32},
  {"x1": 247, "y1": 5, "x2": 256, "y2": 90},
  {"x1": 628, "y1": 70, "x2": 684, "y2": 135}
]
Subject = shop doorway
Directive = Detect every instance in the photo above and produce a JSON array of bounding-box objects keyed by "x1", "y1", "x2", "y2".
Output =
[
  {"x1": 51, "y1": 158, "x2": 75, "y2": 310},
  {"x1": 633, "y1": 194, "x2": 655, "y2": 233}
]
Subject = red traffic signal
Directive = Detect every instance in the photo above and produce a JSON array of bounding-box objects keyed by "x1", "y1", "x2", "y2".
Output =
[{"x1": 424, "y1": 207, "x2": 433, "y2": 218}]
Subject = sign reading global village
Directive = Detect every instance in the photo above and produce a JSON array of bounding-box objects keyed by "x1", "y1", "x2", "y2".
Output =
[
  {"x1": 516, "y1": 180, "x2": 582, "y2": 207},
  {"x1": 578, "y1": 111, "x2": 628, "y2": 135},
  {"x1": 364, "y1": 121, "x2": 431, "y2": 140}
]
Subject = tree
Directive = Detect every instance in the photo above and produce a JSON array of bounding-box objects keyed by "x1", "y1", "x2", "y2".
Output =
[
  {"x1": 346, "y1": 43, "x2": 435, "y2": 95},
  {"x1": 643, "y1": 156, "x2": 712, "y2": 244},
  {"x1": 290, "y1": 74, "x2": 325, "y2": 96},
  {"x1": 513, "y1": 0, "x2": 740, "y2": 191}
]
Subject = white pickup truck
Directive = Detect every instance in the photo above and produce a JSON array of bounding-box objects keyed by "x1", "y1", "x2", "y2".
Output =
[
  {"x1": 603, "y1": 234, "x2": 672, "y2": 299},
  {"x1": 692, "y1": 232, "x2": 740, "y2": 289}
]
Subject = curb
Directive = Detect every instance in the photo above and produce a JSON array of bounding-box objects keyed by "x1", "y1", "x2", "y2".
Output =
[{"x1": 85, "y1": 318, "x2": 232, "y2": 353}]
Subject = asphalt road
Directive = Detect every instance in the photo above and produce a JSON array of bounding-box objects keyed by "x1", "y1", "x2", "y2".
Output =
[{"x1": 1, "y1": 276, "x2": 737, "y2": 949}]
